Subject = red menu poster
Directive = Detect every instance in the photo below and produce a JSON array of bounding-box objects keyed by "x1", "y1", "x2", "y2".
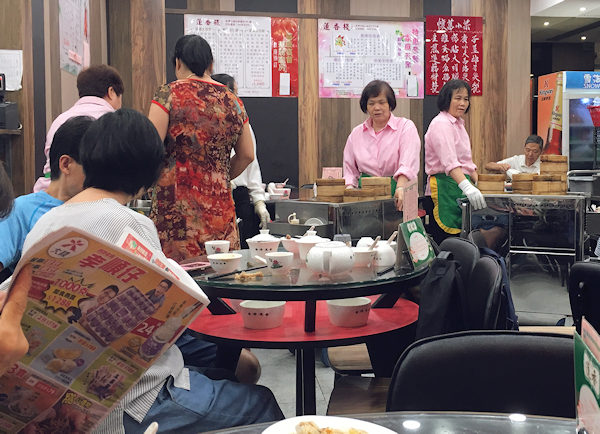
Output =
[
  {"x1": 425, "y1": 15, "x2": 483, "y2": 96},
  {"x1": 271, "y1": 18, "x2": 299, "y2": 97}
]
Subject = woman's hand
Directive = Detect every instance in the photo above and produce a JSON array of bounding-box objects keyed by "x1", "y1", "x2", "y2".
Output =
[
  {"x1": 0, "y1": 264, "x2": 32, "y2": 376},
  {"x1": 394, "y1": 186, "x2": 404, "y2": 211}
]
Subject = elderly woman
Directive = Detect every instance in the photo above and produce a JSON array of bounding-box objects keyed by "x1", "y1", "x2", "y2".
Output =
[
  {"x1": 343, "y1": 80, "x2": 420, "y2": 211},
  {"x1": 148, "y1": 35, "x2": 254, "y2": 261},
  {"x1": 424, "y1": 79, "x2": 486, "y2": 244}
]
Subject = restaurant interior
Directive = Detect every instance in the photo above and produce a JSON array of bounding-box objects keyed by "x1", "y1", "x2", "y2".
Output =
[{"x1": 4, "y1": 0, "x2": 600, "y2": 433}]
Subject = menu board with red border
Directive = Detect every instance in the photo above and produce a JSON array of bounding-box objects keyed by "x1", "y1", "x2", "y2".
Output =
[
  {"x1": 425, "y1": 15, "x2": 483, "y2": 96},
  {"x1": 184, "y1": 15, "x2": 298, "y2": 97}
]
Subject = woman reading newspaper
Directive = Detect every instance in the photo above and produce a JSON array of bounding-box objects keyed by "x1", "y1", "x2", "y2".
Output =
[{"x1": 7, "y1": 109, "x2": 283, "y2": 433}]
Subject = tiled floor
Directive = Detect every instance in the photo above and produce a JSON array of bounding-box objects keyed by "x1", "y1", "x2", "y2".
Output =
[{"x1": 253, "y1": 348, "x2": 334, "y2": 418}]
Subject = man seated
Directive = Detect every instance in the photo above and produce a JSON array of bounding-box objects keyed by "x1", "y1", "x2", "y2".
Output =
[
  {"x1": 33, "y1": 64, "x2": 123, "y2": 192},
  {"x1": 484, "y1": 135, "x2": 543, "y2": 180},
  {"x1": 14, "y1": 108, "x2": 283, "y2": 432},
  {"x1": 0, "y1": 116, "x2": 92, "y2": 273}
]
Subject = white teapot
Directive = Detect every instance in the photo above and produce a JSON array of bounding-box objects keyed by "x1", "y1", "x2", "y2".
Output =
[{"x1": 306, "y1": 241, "x2": 354, "y2": 276}]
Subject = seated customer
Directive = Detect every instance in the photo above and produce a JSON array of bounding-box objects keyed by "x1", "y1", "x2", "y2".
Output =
[
  {"x1": 484, "y1": 135, "x2": 543, "y2": 180},
  {"x1": 17, "y1": 109, "x2": 283, "y2": 432},
  {"x1": 0, "y1": 116, "x2": 92, "y2": 272}
]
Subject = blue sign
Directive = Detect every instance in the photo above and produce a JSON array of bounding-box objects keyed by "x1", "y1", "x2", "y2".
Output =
[{"x1": 565, "y1": 71, "x2": 600, "y2": 89}]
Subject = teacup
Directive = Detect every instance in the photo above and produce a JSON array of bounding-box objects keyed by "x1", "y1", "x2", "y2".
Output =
[
  {"x1": 265, "y1": 251, "x2": 294, "y2": 274},
  {"x1": 352, "y1": 247, "x2": 376, "y2": 267},
  {"x1": 205, "y1": 240, "x2": 230, "y2": 255}
]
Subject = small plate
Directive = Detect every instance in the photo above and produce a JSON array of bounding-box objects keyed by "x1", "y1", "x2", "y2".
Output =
[{"x1": 262, "y1": 415, "x2": 396, "y2": 433}]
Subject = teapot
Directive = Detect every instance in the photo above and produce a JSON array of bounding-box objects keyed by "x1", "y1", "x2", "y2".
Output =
[
  {"x1": 296, "y1": 230, "x2": 330, "y2": 261},
  {"x1": 306, "y1": 241, "x2": 354, "y2": 276}
]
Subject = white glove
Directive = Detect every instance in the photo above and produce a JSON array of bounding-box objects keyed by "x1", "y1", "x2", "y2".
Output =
[
  {"x1": 458, "y1": 179, "x2": 487, "y2": 210},
  {"x1": 505, "y1": 169, "x2": 519, "y2": 180},
  {"x1": 254, "y1": 200, "x2": 270, "y2": 229}
]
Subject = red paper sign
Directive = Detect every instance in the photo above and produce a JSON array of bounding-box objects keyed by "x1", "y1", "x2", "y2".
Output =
[
  {"x1": 271, "y1": 17, "x2": 299, "y2": 97},
  {"x1": 425, "y1": 16, "x2": 483, "y2": 95}
]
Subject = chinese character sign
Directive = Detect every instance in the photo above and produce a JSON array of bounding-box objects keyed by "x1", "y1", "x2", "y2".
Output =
[
  {"x1": 425, "y1": 15, "x2": 483, "y2": 96},
  {"x1": 185, "y1": 15, "x2": 299, "y2": 97},
  {"x1": 271, "y1": 18, "x2": 299, "y2": 97},
  {"x1": 318, "y1": 20, "x2": 424, "y2": 99},
  {"x1": 59, "y1": 0, "x2": 90, "y2": 75}
]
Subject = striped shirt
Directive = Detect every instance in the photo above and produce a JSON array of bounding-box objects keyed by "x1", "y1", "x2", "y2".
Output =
[{"x1": 18, "y1": 198, "x2": 197, "y2": 434}]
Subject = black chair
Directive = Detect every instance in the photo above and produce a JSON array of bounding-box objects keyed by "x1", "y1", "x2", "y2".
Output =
[
  {"x1": 386, "y1": 330, "x2": 575, "y2": 419},
  {"x1": 569, "y1": 261, "x2": 600, "y2": 333},
  {"x1": 466, "y1": 256, "x2": 503, "y2": 329},
  {"x1": 438, "y1": 237, "x2": 480, "y2": 284}
]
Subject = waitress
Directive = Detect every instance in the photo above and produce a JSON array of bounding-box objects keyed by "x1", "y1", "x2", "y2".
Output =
[
  {"x1": 424, "y1": 79, "x2": 486, "y2": 244},
  {"x1": 343, "y1": 80, "x2": 420, "y2": 211}
]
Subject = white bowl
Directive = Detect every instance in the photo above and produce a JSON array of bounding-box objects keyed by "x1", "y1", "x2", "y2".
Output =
[
  {"x1": 327, "y1": 297, "x2": 371, "y2": 327},
  {"x1": 269, "y1": 193, "x2": 284, "y2": 200},
  {"x1": 240, "y1": 300, "x2": 286, "y2": 329},
  {"x1": 207, "y1": 253, "x2": 242, "y2": 274},
  {"x1": 265, "y1": 251, "x2": 294, "y2": 274},
  {"x1": 205, "y1": 240, "x2": 230, "y2": 255},
  {"x1": 281, "y1": 237, "x2": 300, "y2": 255},
  {"x1": 352, "y1": 247, "x2": 376, "y2": 267},
  {"x1": 247, "y1": 240, "x2": 280, "y2": 259}
]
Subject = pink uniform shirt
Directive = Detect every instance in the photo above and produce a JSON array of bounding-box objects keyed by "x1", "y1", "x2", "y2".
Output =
[
  {"x1": 343, "y1": 113, "x2": 421, "y2": 188},
  {"x1": 33, "y1": 96, "x2": 115, "y2": 192},
  {"x1": 424, "y1": 111, "x2": 477, "y2": 177}
]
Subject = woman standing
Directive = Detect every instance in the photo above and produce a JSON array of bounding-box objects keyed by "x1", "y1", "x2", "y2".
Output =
[
  {"x1": 343, "y1": 80, "x2": 420, "y2": 211},
  {"x1": 148, "y1": 35, "x2": 254, "y2": 261},
  {"x1": 425, "y1": 79, "x2": 486, "y2": 244}
]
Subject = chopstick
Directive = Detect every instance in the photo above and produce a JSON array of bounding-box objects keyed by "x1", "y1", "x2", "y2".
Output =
[
  {"x1": 376, "y1": 266, "x2": 395, "y2": 276},
  {"x1": 206, "y1": 265, "x2": 267, "y2": 280}
]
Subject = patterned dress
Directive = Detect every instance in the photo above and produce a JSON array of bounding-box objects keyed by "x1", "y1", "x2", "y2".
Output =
[{"x1": 150, "y1": 79, "x2": 248, "y2": 261}]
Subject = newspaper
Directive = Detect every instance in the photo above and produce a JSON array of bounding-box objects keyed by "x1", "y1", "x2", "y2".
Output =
[{"x1": 0, "y1": 227, "x2": 208, "y2": 433}]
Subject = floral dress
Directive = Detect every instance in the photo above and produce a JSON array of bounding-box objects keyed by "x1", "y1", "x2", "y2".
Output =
[{"x1": 150, "y1": 79, "x2": 248, "y2": 261}]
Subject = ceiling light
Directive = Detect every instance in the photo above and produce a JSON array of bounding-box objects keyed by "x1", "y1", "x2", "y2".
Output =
[
  {"x1": 543, "y1": 21, "x2": 550, "y2": 26},
  {"x1": 580, "y1": 7, "x2": 587, "y2": 12},
  {"x1": 581, "y1": 35, "x2": 587, "y2": 40}
]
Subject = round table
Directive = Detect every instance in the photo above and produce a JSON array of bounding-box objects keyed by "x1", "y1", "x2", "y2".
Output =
[
  {"x1": 205, "y1": 411, "x2": 576, "y2": 433},
  {"x1": 188, "y1": 250, "x2": 428, "y2": 416}
]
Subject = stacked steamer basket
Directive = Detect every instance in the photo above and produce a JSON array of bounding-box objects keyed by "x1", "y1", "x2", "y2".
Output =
[
  {"x1": 512, "y1": 173, "x2": 534, "y2": 194},
  {"x1": 477, "y1": 174, "x2": 506, "y2": 194},
  {"x1": 533, "y1": 155, "x2": 568, "y2": 195},
  {"x1": 315, "y1": 178, "x2": 345, "y2": 203},
  {"x1": 343, "y1": 177, "x2": 391, "y2": 202}
]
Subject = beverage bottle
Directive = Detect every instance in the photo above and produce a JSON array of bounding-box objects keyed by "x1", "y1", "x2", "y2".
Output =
[{"x1": 545, "y1": 73, "x2": 563, "y2": 155}]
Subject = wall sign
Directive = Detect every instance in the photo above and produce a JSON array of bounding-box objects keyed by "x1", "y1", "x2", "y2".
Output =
[{"x1": 425, "y1": 15, "x2": 483, "y2": 95}]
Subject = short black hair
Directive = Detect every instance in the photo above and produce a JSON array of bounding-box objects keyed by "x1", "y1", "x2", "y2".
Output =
[
  {"x1": 160, "y1": 279, "x2": 173, "y2": 289},
  {"x1": 80, "y1": 109, "x2": 165, "y2": 196},
  {"x1": 171, "y1": 35, "x2": 213, "y2": 77},
  {"x1": 437, "y1": 79, "x2": 472, "y2": 113},
  {"x1": 359, "y1": 80, "x2": 396, "y2": 113},
  {"x1": 525, "y1": 134, "x2": 544, "y2": 150},
  {"x1": 49, "y1": 116, "x2": 94, "y2": 180},
  {"x1": 77, "y1": 64, "x2": 124, "y2": 98},
  {"x1": 211, "y1": 73, "x2": 235, "y2": 92},
  {"x1": 102, "y1": 285, "x2": 119, "y2": 296}
]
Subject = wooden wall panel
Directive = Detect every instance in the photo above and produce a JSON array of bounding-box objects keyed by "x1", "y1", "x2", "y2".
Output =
[
  {"x1": 319, "y1": 98, "x2": 351, "y2": 168},
  {"x1": 1, "y1": 0, "x2": 35, "y2": 194},
  {"x1": 506, "y1": 0, "x2": 531, "y2": 157},
  {"x1": 298, "y1": 0, "x2": 319, "y2": 197},
  {"x1": 108, "y1": 0, "x2": 165, "y2": 113},
  {"x1": 188, "y1": 0, "x2": 221, "y2": 11}
]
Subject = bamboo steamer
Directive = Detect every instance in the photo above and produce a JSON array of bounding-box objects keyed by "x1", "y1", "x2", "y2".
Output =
[
  {"x1": 511, "y1": 173, "x2": 533, "y2": 194},
  {"x1": 478, "y1": 174, "x2": 505, "y2": 194},
  {"x1": 343, "y1": 187, "x2": 390, "y2": 202},
  {"x1": 478, "y1": 174, "x2": 506, "y2": 181},
  {"x1": 360, "y1": 177, "x2": 390, "y2": 187},
  {"x1": 316, "y1": 184, "x2": 346, "y2": 196},
  {"x1": 540, "y1": 154, "x2": 568, "y2": 174},
  {"x1": 315, "y1": 178, "x2": 345, "y2": 201},
  {"x1": 540, "y1": 155, "x2": 567, "y2": 162},
  {"x1": 532, "y1": 174, "x2": 567, "y2": 195},
  {"x1": 316, "y1": 178, "x2": 345, "y2": 186},
  {"x1": 315, "y1": 195, "x2": 344, "y2": 203}
]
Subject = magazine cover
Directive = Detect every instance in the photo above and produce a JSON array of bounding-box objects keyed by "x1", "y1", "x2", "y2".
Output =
[
  {"x1": 0, "y1": 227, "x2": 208, "y2": 433},
  {"x1": 575, "y1": 318, "x2": 600, "y2": 433},
  {"x1": 397, "y1": 218, "x2": 435, "y2": 270}
]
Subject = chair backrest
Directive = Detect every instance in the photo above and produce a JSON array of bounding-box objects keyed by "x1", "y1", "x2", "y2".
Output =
[
  {"x1": 569, "y1": 261, "x2": 600, "y2": 333},
  {"x1": 439, "y1": 237, "x2": 480, "y2": 284},
  {"x1": 386, "y1": 331, "x2": 575, "y2": 419},
  {"x1": 466, "y1": 256, "x2": 503, "y2": 329}
]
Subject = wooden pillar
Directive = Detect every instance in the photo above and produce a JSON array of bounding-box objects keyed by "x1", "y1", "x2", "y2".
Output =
[
  {"x1": 297, "y1": 0, "x2": 320, "y2": 197},
  {"x1": 452, "y1": 0, "x2": 530, "y2": 172},
  {"x1": 107, "y1": 0, "x2": 166, "y2": 114},
  {"x1": 1, "y1": 0, "x2": 35, "y2": 195}
]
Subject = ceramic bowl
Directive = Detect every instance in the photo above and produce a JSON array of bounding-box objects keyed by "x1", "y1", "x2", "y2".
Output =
[
  {"x1": 273, "y1": 187, "x2": 291, "y2": 199},
  {"x1": 280, "y1": 237, "x2": 300, "y2": 255},
  {"x1": 240, "y1": 300, "x2": 286, "y2": 329},
  {"x1": 269, "y1": 193, "x2": 284, "y2": 200},
  {"x1": 352, "y1": 247, "x2": 376, "y2": 267},
  {"x1": 207, "y1": 252, "x2": 242, "y2": 274},
  {"x1": 327, "y1": 297, "x2": 371, "y2": 327},
  {"x1": 205, "y1": 240, "x2": 230, "y2": 255},
  {"x1": 265, "y1": 251, "x2": 294, "y2": 274}
]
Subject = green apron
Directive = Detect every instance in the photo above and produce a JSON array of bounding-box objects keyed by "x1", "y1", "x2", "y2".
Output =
[
  {"x1": 358, "y1": 173, "x2": 396, "y2": 198},
  {"x1": 430, "y1": 173, "x2": 471, "y2": 234}
]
